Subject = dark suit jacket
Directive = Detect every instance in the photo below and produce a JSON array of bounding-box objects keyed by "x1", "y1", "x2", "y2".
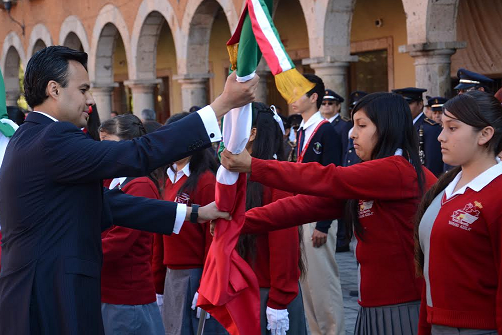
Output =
[
  {"x1": 0, "y1": 111, "x2": 212, "y2": 334},
  {"x1": 331, "y1": 115, "x2": 352, "y2": 160},
  {"x1": 297, "y1": 121, "x2": 341, "y2": 232},
  {"x1": 414, "y1": 113, "x2": 443, "y2": 176}
]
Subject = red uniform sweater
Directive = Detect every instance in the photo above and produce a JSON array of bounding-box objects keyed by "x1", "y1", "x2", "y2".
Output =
[
  {"x1": 100, "y1": 177, "x2": 159, "y2": 305},
  {"x1": 245, "y1": 155, "x2": 437, "y2": 307},
  {"x1": 152, "y1": 171, "x2": 215, "y2": 293},
  {"x1": 418, "y1": 166, "x2": 502, "y2": 334},
  {"x1": 243, "y1": 186, "x2": 300, "y2": 310}
]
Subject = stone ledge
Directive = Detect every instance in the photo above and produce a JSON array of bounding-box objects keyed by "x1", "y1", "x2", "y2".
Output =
[
  {"x1": 302, "y1": 55, "x2": 358, "y2": 66},
  {"x1": 398, "y1": 41, "x2": 467, "y2": 54}
]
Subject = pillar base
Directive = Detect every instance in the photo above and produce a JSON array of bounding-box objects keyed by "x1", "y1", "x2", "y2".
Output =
[
  {"x1": 91, "y1": 84, "x2": 117, "y2": 121},
  {"x1": 125, "y1": 79, "x2": 161, "y2": 118}
]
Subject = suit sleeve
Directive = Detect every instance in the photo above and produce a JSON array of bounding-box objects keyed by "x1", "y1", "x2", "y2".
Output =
[
  {"x1": 266, "y1": 188, "x2": 300, "y2": 310},
  {"x1": 315, "y1": 124, "x2": 342, "y2": 232},
  {"x1": 42, "y1": 112, "x2": 212, "y2": 183},
  {"x1": 250, "y1": 156, "x2": 421, "y2": 201},
  {"x1": 101, "y1": 180, "x2": 160, "y2": 261},
  {"x1": 424, "y1": 125, "x2": 444, "y2": 176},
  {"x1": 152, "y1": 233, "x2": 167, "y2": 294},
  {"x1": 244, "y1": 193, "x2": 344, "y2": 234},
  {"x1": 103, "y1": 189, "x2": 177, "y2": 235}
]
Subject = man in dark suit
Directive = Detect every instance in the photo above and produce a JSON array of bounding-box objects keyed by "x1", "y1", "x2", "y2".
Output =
[
  {"x1": 455, "y1": 68, "x2": 494, "y2": 94},
  {"x1": 392, "y1": 87, "x2": 444, "y2": 176},
  {"x1": 0, "y1": 46, "x2": 258, "y2": 335}
]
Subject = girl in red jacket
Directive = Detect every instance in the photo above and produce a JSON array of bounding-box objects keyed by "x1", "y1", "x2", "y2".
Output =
[
  {"x1": 152, "y1": 112, "x2": 227, "y2": 335},
  {"x1": 237, "y1": 102, "x2": 306, "y2": 335},
  {"x1": 415, "y1": 91, "x2": 502, "y2": 335},
  {"x1": 221, "y1": 92, "x2": 437, "y2": 335},
  {"x1": 98, "y1": 114, "x2": 165, "y2": 335}
]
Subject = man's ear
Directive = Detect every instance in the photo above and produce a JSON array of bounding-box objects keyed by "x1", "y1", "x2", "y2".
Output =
[
  {"x1": 310, "y1": 92, "x2": 318, "y2": 104},
  {"x1": 47, "y1": 81, "x2": 59, "y2": 100}
]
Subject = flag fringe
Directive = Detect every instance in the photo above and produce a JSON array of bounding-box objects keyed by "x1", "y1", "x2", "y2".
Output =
[
  {"x1": 275, "y1": 68, "x2": 315, "y2": 104},
  {"x1": 227, "y1": 43, "x2": 239, "y2": 71}
]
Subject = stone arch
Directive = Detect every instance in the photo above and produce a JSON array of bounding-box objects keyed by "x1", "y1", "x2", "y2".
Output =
[
  {"x1": 401, "y1": 0, "x2": 460, "y2": 45},
  {"x1": 178, "y1": 0, "x2": 237, "y2": 75},
  {"x1": 1, "y1": 32, "x2": 26, "y2": 106},
  {"x1": 59, "y1": 15, "x2": 90, "y2": 53},
  {"x1": 89, "y1": 4, "x2": 132, "y2": 85},
  {"x1": 27, "y1": 23, "x2": 53, "y2": 60},
  {"x1": 130, "y1": 0, "x2": 179, "y2": 81}
]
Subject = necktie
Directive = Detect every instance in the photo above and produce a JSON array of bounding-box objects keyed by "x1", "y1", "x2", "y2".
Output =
[{"x1": 297, "y1": 127, "x2": 305, "y2": 158}]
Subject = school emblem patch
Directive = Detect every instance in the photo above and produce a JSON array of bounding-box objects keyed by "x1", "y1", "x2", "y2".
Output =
[
  {"x1": 449, "y1": 201, "x2": 482, "y2": 231},
  {"x1": 358, "y1": 200, "x2": 374, "y2": 218},
  {"x1": 313, "y1": 142, "x2": 322, "y2": 154}
]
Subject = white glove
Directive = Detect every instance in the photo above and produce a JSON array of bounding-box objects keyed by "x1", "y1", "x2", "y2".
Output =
[
  {"x1": 266, "y1": 306, "x2": 289, "y2": 335},
  {"x1": 156, "y1": 294, "x2": 164, "y2": 307},
  {"x1": 191, "y1": 292, "x2": 210, "y2": 319}
]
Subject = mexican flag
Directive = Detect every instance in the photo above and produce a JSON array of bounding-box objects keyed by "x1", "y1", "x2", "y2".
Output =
[
  {"x1": 197, "y1": 1, "x2": 311, "y2": 334},
  {"x1": 0, "y1": 69, "x2": 17, "y2": 138}
]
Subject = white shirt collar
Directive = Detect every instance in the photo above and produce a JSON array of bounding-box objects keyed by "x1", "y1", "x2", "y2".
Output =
[
  {"x1": 109, "y1": 177, "x2": 127, "y2": 189},
  {"x1": 33, "y1": 111, "x2": 59, "y2": 122},
  {"x1": 395, "y1": 148, "x2": 403, "y2": 156},
  {"x1": 167, "y1": 162, "x2": 191, "y2": 184},
  {"x1": 445, "y1": 161, "x2": 502, "y2": 200},
  {"x1": 299, "y1": 111, "x2": 323, "y2": 130},
  {"x1": 413, "y1": 112, "x2": 424, "y2": 125},
  {"x1": 327, "y1": 114, "x2": 340, "y2": 123}
]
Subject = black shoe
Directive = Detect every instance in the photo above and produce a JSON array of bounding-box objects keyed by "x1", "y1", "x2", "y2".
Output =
[
  {"x1": 349, "y1": 290, "x2": 358, "y2": 297},
  {"x1": 336, "y1": 245, "x2": 350, "y2": 253}
]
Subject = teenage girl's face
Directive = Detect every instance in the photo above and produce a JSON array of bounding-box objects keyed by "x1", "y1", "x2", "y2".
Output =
[
  {"x1": 99, "y1": 131, "x2": 120, "y2": 142},
  {"x1": 438, "y1": 110, "x2": 493, "y2": 166},
  {"x1": 351, "y1": 110, "x2": 378, "y2": 161}
]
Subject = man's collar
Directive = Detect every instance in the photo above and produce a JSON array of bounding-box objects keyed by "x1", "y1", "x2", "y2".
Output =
[
  {"x1": 413, "y1": 112, "x2": 424, "y2": 125},
  {"x1": 327, "y1": 114, "x2": 340, "y2": 123},
  {"x1": 299, "y1": 111, "x2": 323, "y2": 130},
  {"x1": 32, "y1": 111, "x2": 59, "y2": 122},
  {"x1": 24, "y1": 111, "x2": 58, "y2": 125}
]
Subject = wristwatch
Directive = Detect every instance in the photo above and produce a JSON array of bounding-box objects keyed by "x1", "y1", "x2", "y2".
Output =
[{"x1": 190, "y1": 204, "x2": 200, "y2": 223}]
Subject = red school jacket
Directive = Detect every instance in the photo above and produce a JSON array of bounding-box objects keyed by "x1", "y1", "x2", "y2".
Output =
[
  {"x1": 245, "y1": 156, "x2": 437, "y2": 307},
  {"x1": 100, "y1": 177, "x2": 160, "y2": 305}
]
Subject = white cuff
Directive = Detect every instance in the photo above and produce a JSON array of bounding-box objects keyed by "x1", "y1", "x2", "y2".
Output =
[
  {"x1": 173, "y1": 204, "x2": 186, "y2": 234},
  {"x1": 197, "y1": 106, "x2": 222, "y2": 143}
]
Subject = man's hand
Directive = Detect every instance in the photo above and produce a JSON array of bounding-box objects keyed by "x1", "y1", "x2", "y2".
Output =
[
  {"x1": 312, "y1": 229, "x2": 328, "y2": 248},
  {"x1": 220, "y1": 149, "x2": 252, "y2": 173},
  {"x1": 210, "y1": 72, "x2": 259, "y2": 119},
  {"x1": 196, "y1": 202, "x2": 231, "y2": 223}
]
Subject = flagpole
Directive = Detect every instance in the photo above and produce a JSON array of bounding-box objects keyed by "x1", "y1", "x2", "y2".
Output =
[{"x1": 196, "y1": 310, "x2": 207, "y2": 335}]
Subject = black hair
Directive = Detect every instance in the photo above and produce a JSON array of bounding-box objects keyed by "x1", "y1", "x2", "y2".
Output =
[
  {"x1": 303, "y1": 74, "x2": 325, "y2": 110},
  {"x1": 166, "y1": 112, "x2": 218, "y2": 196},
  {"x1": 98, "y1": 114, "x2": 164, "y2": 194},
  {"x1": 85, "y1": 105, "x2": 101, "y2": 141},
  {"x1": 345, "y1": 92, "x2": 426, "y2": 240},
  {"x1": 414, "y1": 90, "x2": 502, "y2": 275},
  {"x1": 237, "y1": 102, "x2": 306, "y2": 276},
  {"x1": 99, "y1": 114, "x2": 146, "y2": 140},
  {"x1": 24, "y1": 46, "x2": 88, "y2": 108}
]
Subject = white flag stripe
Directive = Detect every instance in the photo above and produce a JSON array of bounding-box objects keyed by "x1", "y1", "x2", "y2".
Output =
[{"x1": 250, "y1": 0, "x2": 292, "y2": 73}]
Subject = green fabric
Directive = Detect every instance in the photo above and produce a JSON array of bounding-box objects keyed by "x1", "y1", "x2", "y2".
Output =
[
  {"x1": 0, "y1": 68, "x2": 16, "y2": 137},
  {"x1": 235, "y1": 0, "x2": 274, "y2": 78}
]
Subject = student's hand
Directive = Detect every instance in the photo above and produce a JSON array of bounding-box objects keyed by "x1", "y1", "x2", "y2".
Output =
[
  {"x1": 197, "y1": 202, "x2": 231, "y2": 223},
  {"x1": 191, "y1": 292, "x2": 210, "y2": 319},
  {"x1": 220, "y1": 149, "x2": 252, "y2": 173},
  {"x1": 210, "y1": 221, "x2": 216, "y2": 236},
  {"x1": 210, "y1": 72, "x2": 259, "y2": 119},
  {"x1": 266, "y1": 307, "x2": 289, "y2": 335},
  {"x1": 312, "y1": 230, "x2": 328, "y2": 248}
]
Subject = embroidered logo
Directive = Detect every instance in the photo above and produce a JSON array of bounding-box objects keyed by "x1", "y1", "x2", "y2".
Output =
[
  {"x1": 449, "y1": 201, "x2": 482, "y2": 231},
  {"x1": 175, "y1": 192, "x2": 191, "y2": 205},
  {"x1": 313, "y1": 142, "x2": 322, "y2": 154},
  {"x1": 358, "y1": 200, "x2": 374, "y2": 218}
]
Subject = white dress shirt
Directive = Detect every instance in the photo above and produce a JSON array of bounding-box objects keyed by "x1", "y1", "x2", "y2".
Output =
[
  {"x1": 413, "y1": 112, "x2": 424, "y2": 125},
  {"x1": 298, "y1": 111, "x2": 324, "y2": 152}
]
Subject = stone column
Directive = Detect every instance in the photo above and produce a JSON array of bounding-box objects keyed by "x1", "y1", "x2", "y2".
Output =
[
  {"x1": 125, "y1": 79, "x2": 161, "y2": 118},
  {"x1": 399, "y1": 41, "x2": 466, "y2": 98},
  {"x1": 303, "y1": 56, "x2": 357, "y2": 117},
  {"x1": 174, "y1": 74, "x2": 212, "y2": 112},
  {"x1": 5, "y1": 90, "x2": 20, "y2": 107},
  {"x1": 91, "y1": 84, "x2": 117, "y2": 121},
  {"x1": 255, "y1": 60, "x2": 270, "y2": 104}
]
